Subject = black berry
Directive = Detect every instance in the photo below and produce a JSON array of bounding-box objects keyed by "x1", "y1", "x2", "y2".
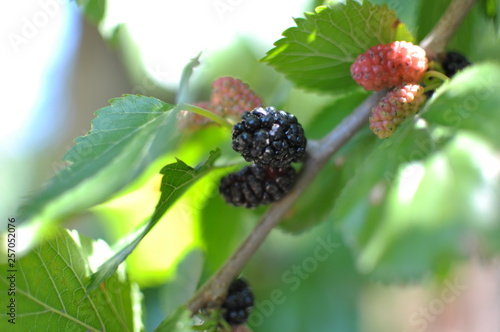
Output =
[
  {"x1": 442, "y1": 51, "x2": 471, "y2": 77},
  {"x1": 232, "y1": 107, "x2": 307, "y2": 167},
  {"x1": 219, "y1": 164, "x2": 296, "y2": 208},
  {"x1": 222, "y1": 279, "x2": 254, "y2": 326}
]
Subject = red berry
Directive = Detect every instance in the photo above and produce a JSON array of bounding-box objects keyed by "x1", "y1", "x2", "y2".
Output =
[
  {"x1": 369, "y1": 83, "x2": 427, "y2": 138},
  {"x1": 211, "y1": 77, "x2": 263, "y2": 119},
  {"x1": 351, "y1": 41, "x2": 428, "y2": 91},
  {"x1": 178, "y1": 77, "x2": 262, "y2": 131}
]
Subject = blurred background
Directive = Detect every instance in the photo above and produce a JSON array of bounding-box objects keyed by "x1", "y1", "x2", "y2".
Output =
[{"x1": 2, "y1": 0, "x2": 500, "y2": 331}]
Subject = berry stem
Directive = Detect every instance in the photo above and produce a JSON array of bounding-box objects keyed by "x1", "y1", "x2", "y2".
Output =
[
  {"x1": 180, "y1": 103, "x2": 233, "y2": 130},
  {"x1": 422, "y1": 70, "x2": 451, "y2": 91},
  {"x1": 424, "y1": 70, "x2": 450, "y2": 83},
  {"x1": 423, "y1": 84, "x2": 443, "y2": 93}
]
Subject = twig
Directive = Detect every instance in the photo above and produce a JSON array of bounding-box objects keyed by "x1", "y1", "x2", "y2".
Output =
[
  {"x1": 186, "y1": 0, "x2": 479, "y2": 315},
  {"x1": 420, "y1": 0, "x2": 479, "y2": 58}
]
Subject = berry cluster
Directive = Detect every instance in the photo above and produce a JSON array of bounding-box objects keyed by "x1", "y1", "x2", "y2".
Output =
[
  {"x1": 178, "y1": 77, "x2": 262, "y2": 131},
  {"x1": 222, "y1": 278, "x2": 254, "y2": 326},
  {"x1": 220, "y1": 107, "x2": 307, "y2": 208},
  {"x1": 351, "y1": 41, "x2": 429, "y2": 138}
]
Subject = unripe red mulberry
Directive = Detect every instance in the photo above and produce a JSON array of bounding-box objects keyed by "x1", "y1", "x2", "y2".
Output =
[
  {"x1": 211, "y1": 77, "x2": 263, "y2": 120},
  {"x1": 351, "y1": 41, "x2": 428, "y2": 91},
  {"x1": 369, "y1": 83, "x2": 427, "y2": 138},
  {"x1": 178, "y1": 77, "x2": 262, "y2": 131}
]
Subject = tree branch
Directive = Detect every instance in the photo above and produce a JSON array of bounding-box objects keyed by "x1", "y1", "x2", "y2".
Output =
[
  {"x1": 420, "y1": 0, "x2": 479, "y2": 58},
  {"x1": 186, "y1": 0, "x2": 479, "y2": 315}
]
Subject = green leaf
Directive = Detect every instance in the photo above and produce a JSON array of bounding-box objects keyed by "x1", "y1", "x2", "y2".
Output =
[
  {"x1": 76, "y1": 0, "x2": 106, "y2": 25},
  {"x1": 0, "y1": 228, "x2": 143, "y2": 331},
  {"x1": 368, "y1": 0, "x2": 423, "y2": 34},
  {"x1": 422, "y1": 63, "x2": 500, "y2": 148},
  {"x1": 87, "y1": 150, "x2": 220, "y2": 292},
  {"x1": 19, "y1": 95, "x2": 177, "y2": 226},
  {"x1": 262, "y1": 0, "x2": 407, "y2": 94},
  {"x1": 154, "y1": 306, "x2": 192, "y2": 332},
  {"x1": 331, "y1": 118, "x2": 452, "y2": 281},
  {"x1": 359, "y1": 133, "x2": 500, "y2": 281}
]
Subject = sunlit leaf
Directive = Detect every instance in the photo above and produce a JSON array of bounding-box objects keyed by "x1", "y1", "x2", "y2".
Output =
[
  {"x1": 331, "y1": 118, "x2": 452, "y2": 281},
  {"x1": 19, "y1": 95, "x2": 177, "y2": 228},
  {"x1": 360, "y1": 133, "x2": 500, "y2": 280},
  {"x1": 0, "y1": 228, "x2": 143, "y2": 331},
  {"x1": 87, "y1": 150, "x2": 220, "y2": 292}
]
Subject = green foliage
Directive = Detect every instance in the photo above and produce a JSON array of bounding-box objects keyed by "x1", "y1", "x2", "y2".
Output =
[
  {"x1": 262, "y1": 0, "x2": 411, "y2": 94},
  {"x1": 0, "y1": 228, "x2": 142, "y2": 331},
  {"x1": 331, "y1": 119, "x2": 447, "y2": 280},
  {"x1": 360, "y1": 132, "x2": 500, "y2": 281},
  {"x1": 87, "y1": 150, "x2": 221, "y2": 292},
  {"x1": 19, "y1": 96, "x2": 177, "y2": 228}
]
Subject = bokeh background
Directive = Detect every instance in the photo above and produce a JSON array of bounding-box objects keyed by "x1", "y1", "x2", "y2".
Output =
[{"x1": 2, "y1": 0, "x2": 500, "y2": 331}]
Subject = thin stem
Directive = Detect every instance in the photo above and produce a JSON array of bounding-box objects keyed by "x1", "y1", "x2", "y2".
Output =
[
  {"x1": 423, "y1": 84, "x2": 443, "y2": 93},
  {"x1": 424, "y1": 70, "x2": 450, "y2": 83},
  {"x1": 420, "y1": 0, "x2": 479, "y2": 58},
  {"x1": 180, "y1": 103, "x2": 233, "y2": 130}
]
